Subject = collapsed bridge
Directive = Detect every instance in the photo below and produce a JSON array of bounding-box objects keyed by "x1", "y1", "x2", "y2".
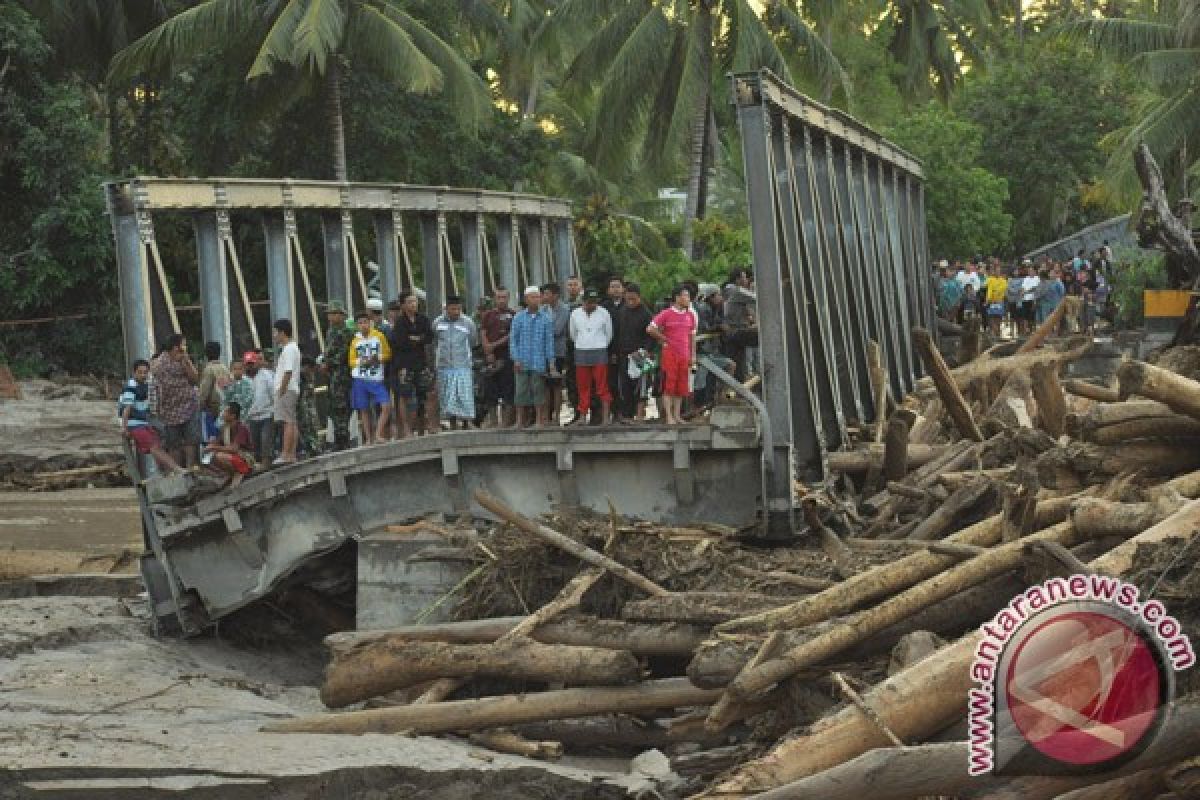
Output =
[{"x1": 107, "y1": 69, "x2": 929, "y2": 634}]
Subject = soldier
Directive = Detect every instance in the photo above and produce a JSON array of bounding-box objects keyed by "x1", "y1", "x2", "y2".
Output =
[{"x1": 321, "y1": 301, "x2": 354, "y2": 450}]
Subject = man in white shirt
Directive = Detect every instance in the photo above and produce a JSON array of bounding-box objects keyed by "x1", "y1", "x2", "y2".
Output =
[
  {"x1": 1019, "y1": 260, "x2": 1040, "y2": 336},
  {"x1": 569, "y1": 289, "x2": 614, "y2": 425},
  {"x1": 272, "y1": 318, "x2": 302, "y2": 464}
]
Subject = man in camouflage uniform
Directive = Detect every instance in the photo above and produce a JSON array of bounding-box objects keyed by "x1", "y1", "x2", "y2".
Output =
[
  {"x1": 298, "y1": 357, "x2": 323, "y2": 457},
  {"x1": 321, "y1": 301, "x2": 354, "y2": 450}
]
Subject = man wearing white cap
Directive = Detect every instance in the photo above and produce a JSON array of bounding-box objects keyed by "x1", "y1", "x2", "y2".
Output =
[{"x1": 510, "y1": 285, "x2": 556, "y2": 428}]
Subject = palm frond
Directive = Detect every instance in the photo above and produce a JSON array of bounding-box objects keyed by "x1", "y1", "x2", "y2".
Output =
[
  {"x1": 765, "y1": 3, "x2": 849, "y2": 97},
  {"x1": 248, "y1": 0, "x2": 307, "y2": 79},
  {"x1": 108, "y1": 0, "x2": 260, "y2": 83},
  {"x1": 375, "y1": 1, "x2": 493, "y2": 129},
  {"x1": 584, "y1": 6, "x2": 672, "y2": 174},
  {"x1": 345, "y1": 4, "x2": 441, "y2": 93},
  {"x1": 1133, "y1": 48, "x2": 1200, "y2": 88},
  {"x1": 642, "y1": 25, "x2": 690, "y2": 176},
  {"x1": 291, "y1": 0, "x2": 346, "y2": 74},
  {"x1": 562, "y1": 1, "x2": 652, "y2": 89},
  {"x1": 1102, "y1": 87, "x2": 1200, "y2": 201},
  {"x1": 725, "y1": 0, "x2": 792, "y2": 80},
  {"x1": 1054, "y1": 18, "x2": 1175, "y2": 59}
]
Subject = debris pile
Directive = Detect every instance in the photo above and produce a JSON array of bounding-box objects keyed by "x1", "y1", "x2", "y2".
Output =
[{"x1": 261, "y1": 318, "x2": 1200, "y2": 799}]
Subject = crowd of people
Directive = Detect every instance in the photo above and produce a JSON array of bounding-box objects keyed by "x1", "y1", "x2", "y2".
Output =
[
  {"x1": 117, "y1": 271, "x2": 759, "y2": 482},
  {"x1": 934, "y1": 243, "x2": 1115, "y2": 339}
]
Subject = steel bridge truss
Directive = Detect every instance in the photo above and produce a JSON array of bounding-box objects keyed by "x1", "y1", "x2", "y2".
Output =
[
  {"x1": 734, "y1": 70, "x2": 933, "y2": 512},
  {"x1": 105, "y1": 178, "x2": 576, "y2": 366}
]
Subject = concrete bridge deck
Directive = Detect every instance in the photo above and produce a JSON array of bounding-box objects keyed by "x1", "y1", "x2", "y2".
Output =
[{"x1": 139, "y1": 407, "x2": 764, "y2": 634}]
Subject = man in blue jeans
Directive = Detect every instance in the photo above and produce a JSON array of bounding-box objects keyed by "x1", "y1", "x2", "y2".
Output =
[{"x1": 510, "y1": 285, "x2": 556, "y2": 428}]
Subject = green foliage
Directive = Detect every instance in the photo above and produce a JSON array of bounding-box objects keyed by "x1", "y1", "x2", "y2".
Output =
[
  {"x1": 1109, "y1": 248, "x2": 1168, "y2": 328},
  {"x1": 625, "y1": 217, "x2": 752, "y2": 305},
  {"x1": 887, "y1": 103, "x2": 1011, "y2": 258},
  {"x1": 957, "y1": 37, "x2": 1137, "y2": 253},
  {"x1": 0, "y1": 5, "x2": 113, "y2": 319}
]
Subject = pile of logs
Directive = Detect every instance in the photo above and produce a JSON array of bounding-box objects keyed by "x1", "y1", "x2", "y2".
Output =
[{"x1": 263, "y1": 320, "x2": 1200, "y2": 799}]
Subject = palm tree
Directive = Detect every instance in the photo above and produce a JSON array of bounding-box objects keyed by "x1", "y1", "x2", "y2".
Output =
[
  {"x1": 109, "y1": 0, "x2": 494, "y2": 181},
  {"x1": 549, "y1": 0, "x2": 844, "y2": 260},
  {"x1": 19, "y1": 0, "x2": 168, "y2": 171},
  {"x1": 1060, "y1": 1, "x2": 1199, "y2": 199},
  {"x1": 884, "y1": 0, "x2": 994, "y2": 101}
]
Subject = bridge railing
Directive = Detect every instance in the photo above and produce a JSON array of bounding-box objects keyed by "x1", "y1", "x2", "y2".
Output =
[
  {"x1": 104, "y1": 177, "x2": 576, "y2": 367},
  {"x1": 733, "y1": 69, "x2": 932, "y2": 514}
]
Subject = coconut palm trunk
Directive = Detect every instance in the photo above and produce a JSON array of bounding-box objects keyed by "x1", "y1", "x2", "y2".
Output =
[
  {"x1": 680, "y1": 1, "x2": 714, "y2": 261},
  {"x1": 326, "y1": 59, "x2": 349, "y2": 182}
]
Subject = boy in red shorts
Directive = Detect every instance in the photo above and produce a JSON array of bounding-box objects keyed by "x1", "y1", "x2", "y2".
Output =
[
  {"x1": 204, "y1": 401, "x2": 256, "y2": 486},
  {"x1": 119, "y1": 359, "x2": 180, "y2": 475}
]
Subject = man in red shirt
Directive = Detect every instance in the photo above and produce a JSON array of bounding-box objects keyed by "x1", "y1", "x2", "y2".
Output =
[
  {"x1": 480, "y1": 287, "x2": 516, "y2": 428},
  {"x1": 647, "y1": 286, "x2": 697, "y2": 425}
]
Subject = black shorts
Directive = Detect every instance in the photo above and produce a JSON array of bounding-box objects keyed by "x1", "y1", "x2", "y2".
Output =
[
  {"x1": 1020, "y1": 301, "x2": 1036, "y2": 321},
  {"x1": 546, "y1": 357, "x2": 566, "y2": 387}
]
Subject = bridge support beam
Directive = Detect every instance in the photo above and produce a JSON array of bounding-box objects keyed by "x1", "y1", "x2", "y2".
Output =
[
  {"x1": 461, "y1": 213, "x2": 485, "y2": 314},
  {"x1": 263, "y1": 213, "x2": 293, "y2": 327},
  {"x1": 322, "y1": 212, "x2": 351, "y2": 315},
  {"x1": 496, "y1": 216, "x2": 518, "y2": 293},
  {"x1": 373, "y1": 212, "x2": 402, "y2": 305},
  {"x1": 421, "y1": 214, "x2": 445, "y2": 315},
  {"x1": 553, "y1": 220, "x2": 573, "y2": 285},
  {"x1": 194, "y1": 212, "x2": 233, "y2": 359}
]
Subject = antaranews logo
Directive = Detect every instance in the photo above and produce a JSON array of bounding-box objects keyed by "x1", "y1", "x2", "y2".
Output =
[{"x1": 968, "y1": 574, "x2": 1194, "y2": 777}]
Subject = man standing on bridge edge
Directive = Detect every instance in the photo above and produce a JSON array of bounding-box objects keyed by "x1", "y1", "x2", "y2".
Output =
[
  {"x1": 321, "y1": 301, "x2": 353, "y2": 450},
  {"x1": 434, "y1": 295, "x2": 478, "y2": 430},
  {"x1": 511, "y1": 285, "x2": 557, "y2": 428}
]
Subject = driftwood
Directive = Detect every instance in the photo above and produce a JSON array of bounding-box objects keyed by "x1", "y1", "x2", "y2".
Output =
[
  {"x1": 926, "y1": 337, "x2": 1091, "y2": 391},
  {"x1": 1000, "y1": 458, "x2": 1039, "y2": 543},
  {"x1": 468, "y1": 730, "x2": 562, "y2": 760},
  {"x1": 882, "y1": 416, "x2": 911, "y2": 483},
  {"x1": 913, "y1": 327, "x2": 983, "y2": 442},
  {"x1": 1088, "y1": 416, "x2": 1200, "y2": 444},
  {"x1": 1016, "y1": 299, "x2": 1067, "y2": 354},
  {"x1": 621, "y1": 592, "x2": 796, "y2": 625},
  {"x1": 1070, "y1": 494, "x2": 1184, "y2": 538},
  {"x1": 264, "y1": 677, "x2": 722, "y2": 736},
  {"x1": 474, "y1": 490, "x2": 668, "y2": 597},
  {"x1": 826, "y1": 444, "x2": 945, "y2": 474},
  {"x1": 327, "y1": 616, "x2": 706, "y2": 658},
  {"x1": 705, "y1": 519, "x2": 1093, "y2": 732},
  {"x1": 1062, "y1": 378, "x2": 1120, "y2": 403},
  {"x1": 1134, "y1": 141, "x2": 1200, "y2": 286},
  {"x1": 904, "y1": 478, "x2": 991, "y2": 541},
  {"x1": 1118, "y1": 360, "x2": 1200, "y2": 422},
  {"x1": 957, "y1": 314, "x2": 982, "y2": 365},
  {"x1": 705, "y1": 499, "x2": 1200, "y2": 796},
  {"x1": 321, "y1": 639, "x2": 641, "y2": 708},
  {"x1": 981, "y1": 369, "x2": 1034, "y2": 436},
  {"x1": 868, "y1": 340, "x2": 888, "y2": 442},
  {"x1": 1029, "y1": 361, "x2": 1066, "y2": 438},
  {"x1": 716, "y1": 494, "x2": 1080, "y2": 634},
  {"x1": 1036, "y1": 441, "x2": 1200, "y2": 487}
]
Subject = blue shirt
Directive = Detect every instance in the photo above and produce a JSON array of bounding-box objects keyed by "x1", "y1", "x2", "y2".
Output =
[
  {"x1": 510, "y1": 307, "x2": 555, "y2": 374},
  {"x1": 118, "y1": 378, "x2": 151, "y2": 428}
]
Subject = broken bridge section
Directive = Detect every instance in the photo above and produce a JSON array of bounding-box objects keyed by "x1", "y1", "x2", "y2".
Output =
[{"x1": 733, "y1": 69, "x2": 933, "y2": 503}]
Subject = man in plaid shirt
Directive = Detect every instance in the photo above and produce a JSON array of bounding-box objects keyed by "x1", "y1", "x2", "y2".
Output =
[
  {"x1": 151, "y1": 334, "x2": 199, "y2": 467},
  {"x1": 510, "y1": 285, "x2": 557, "y2": 428}
]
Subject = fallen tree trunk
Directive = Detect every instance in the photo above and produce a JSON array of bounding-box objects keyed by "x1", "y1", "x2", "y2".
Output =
[
  {"x1": 1029, "y1": 361, "x2": 1066, "y2": 438},
  {"x1": 1070, "y1": 495, "x2": 1184, "y2": 538},
  {"x1": 702, "y1": 499, "x2": 1200, "y2": 797},
  {"x1": 265, "y1": 677, "x2": 722, "y2": 736},
  {"x1": 980, "y1": 369, "x2": 1035, "y2": 437},
  {"x1": 1036, "y1": 441, "x2": 1200, "y2": 487},
  {"x1": 1016, "y1": 299, "x2": 1067, "y2": 354},
  {"x1": 1118, "y1": 359, "x2": 1200, "y2": 421},
  {"x1": 468, "y1": 730, "x2": 562, "y2": 760},
  {"x1": 321, "y1": 639, "x2": 641, "y2": 708},
  {"x1": 923, "y1": 338, "x2": 1091, "y2": 392},
  {"x1": 716, "y1": 494, "x2": 1079, "y2": 634},
  {"x1": 913, "y1": 327, "x2": 983, "y2": 442},
  {"x1": 1062, "y1": 379, "x2": 1120, "y2": 403},
  {"x1": 905, "y1": 478, "x2": 992, "y2": 541},
  {"x1": 621, "y1": 592, "x2": 796, "y2": 625},
  {"x1": 827, "y1": 444, "x2": 945, "y2": 474},
  {"x1": 326, "y1": 616, "x2": 707, "y2": 659},
  {"x1": 1087, "y1": 415, "x2": 1200, "y2": 444},
  {"x1": 705, "y1": 518, "x2": 1092, "y2": 731}
]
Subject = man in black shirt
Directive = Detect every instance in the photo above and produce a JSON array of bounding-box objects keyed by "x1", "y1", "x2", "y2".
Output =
[
  {"x1": 612, "y1": 282, "x2": 654, "y2": 422},
  {"x1": 389, "y1": 290, "x2": 435, "y2": 437}
]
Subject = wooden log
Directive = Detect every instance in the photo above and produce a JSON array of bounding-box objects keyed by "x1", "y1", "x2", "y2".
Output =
[
  {"x1": 1037, "y1": 441, "x2": 1200, "y2": 487},
  {"x1": 801, "y1": 497, "x2": 853, "y2": 579},
  {"x1": 473, "y1": 490, "x2": 668, "y2": 597},
  {"x1": 321, "y1": 639, "x2": 642, "y2": 708},
  {"x1": 904, "y1": 478, "x2": 992, "y2": 541},
  {"x1": 1063, "y1": 378, "x2": 1121, "y2": 403},
  {"x1": 913, "y1": 327, "x2": 984, "y2": 442},
  {"x1": 1118, "y1": 359, "x2": 1200, "y2": 422},
  {"x1": 621, "y1": 592, "x2": 796, "y2": 625},
  {"x1": 265, "y1": 677, "x2": 723, "y2": 735},
  {"x1": 716, "y1": 494, "x2": 1080, "y2": 634},
  {"x1": 922, "y1": 337, "x2": 1091, "y2": 392},
  {"x1": 704, "y1": 518, "x2": 1094, "y2": 732},
  {"x1": 1070, "y1": 495, "x2": 1184, "y2": 538},
  {"x1": 868, "y1": 340, "x2": 889, "y2": 443},
  {"x1": 1029, "y1": 361, "x2": 1067, "y2": 438},
  {"x1": 468, "y1": 730, "x2": 562, "y2": 760},
  {"x1": 958, "y1": 314, "x2": 982, "y2": 365},
  {"x1": 1074, "y1": 399, "x2": 1175, "y2": 430},
  {"x1": 702, "y1": 499, "x2": 1200, "y2": 797},
  {"x1": 1016, "y1": 298, "x2": 1067, "y2": 353},
  {"x1": 882, "y1": 416, "x2": 911, "y2": 483},
  {"x1": 981, "y1": 369, "x2": 1034, "y2": 436},
  {"x1": 885, "y1": 481, "x2": 933, "y2": 501},
  {"x1": 672, "y1": 744, "x2": 758, "y2": 778},
  {"x1": 863, "y1": 441, "x2": 980, "y2": 536},
  {"x1": 327, "y1": 616, "x2": 707, "y2": 659},
  {"x1": 936, "y1": 467, "x2": 1013, "y2": 491},
  {"x1": 728, "y1": 565, "x2": 835, "y2": 592},
  {"x1": 703, "y1": 630, "x2": 784, "y2": 733},
  {"x1": 826, "y1": 444, "x2": 945, "y2": 474},
  {"x1": 1088, "y1": 416, "x2": 1200, "y2": 444},
  {"x1": 1001, "y1": 458, "x2": 1039, "y2": 543}
]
